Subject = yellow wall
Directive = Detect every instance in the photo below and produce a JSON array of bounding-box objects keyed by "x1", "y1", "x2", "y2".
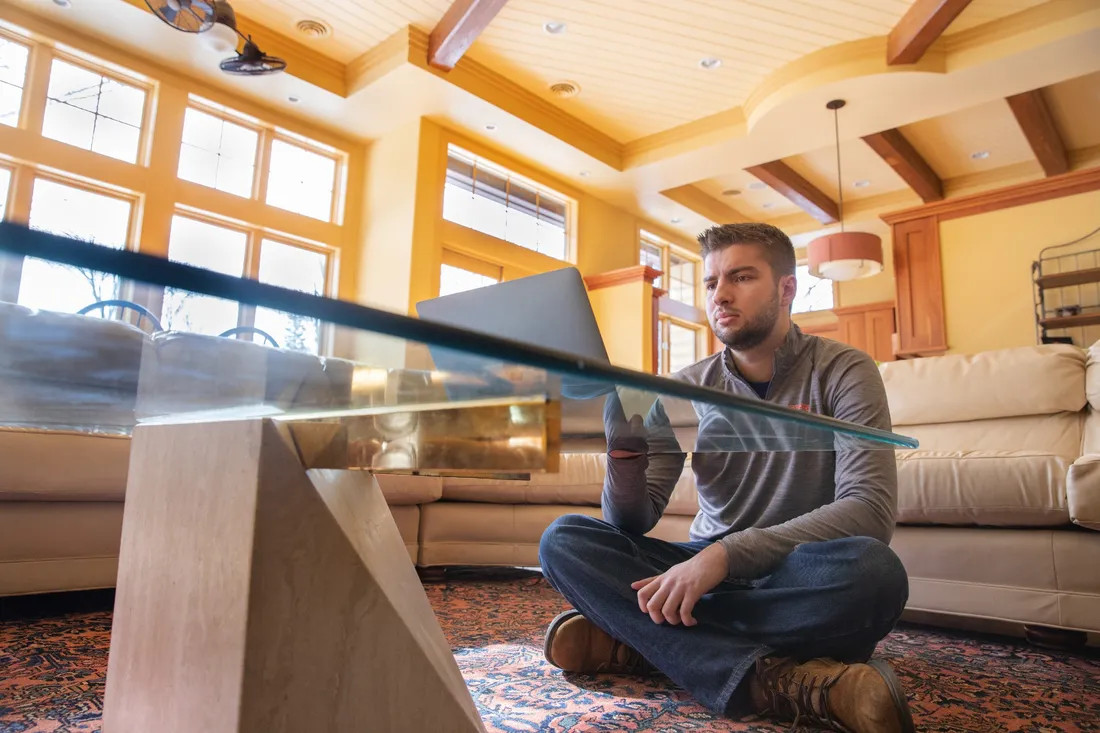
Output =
[{"x1": 939, "y1": 189, "x2": 1100, "y2": 355}]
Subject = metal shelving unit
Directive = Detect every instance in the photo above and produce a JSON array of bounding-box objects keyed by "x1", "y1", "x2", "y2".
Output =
[{"x1": 1033, "y1": 226, "x2": 1100, "y2": 347}]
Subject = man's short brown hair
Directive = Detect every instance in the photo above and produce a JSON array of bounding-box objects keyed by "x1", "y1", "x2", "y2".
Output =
[{"x1": 697, "y1": 223, "x2": 796, "y2": 279}]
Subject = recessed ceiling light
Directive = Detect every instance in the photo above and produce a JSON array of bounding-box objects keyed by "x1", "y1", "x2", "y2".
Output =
[
  {"x1": 698, "y1": 57, "x2": 722, "y2": 70},
  {"x1": 296, "y1": 19, "x2": 331, "y2": 39},
  {"x1": 52, "y1": 0, "x2": 71, "y2": 7},
  {"x1": 484, "y1": 123, "x2": 497, "y2": 131},
  {"x1": 762, "y1": 202, "x2": 775, "y2": 209},
  {"x1": 543, "y1": 21, "x2": 567, "y2": 35},
  {"x1": 853, "y1": 179, "x2": 871, "y2": 188},
  {"x1": 549, "y1": 81, "x2": 580, "y2": 98},
  {"x1": 721, "y1": 188, "x2": 741, "y2": 196},
  {"x1": 971, "y1": 150, "x2": 991, "y2": 160},
  {"x1": 579, "y1": 170, "x2": 591, "y2": 178},
  {"x1": 670, "y1": 217, "x2": 683, "y2": 224},
  {"x1": 287, "y1": 95, "x2": 300, "y2": 104},
  {"x1": 748, "y1": 182, "x2": 768, "y2": 191}
]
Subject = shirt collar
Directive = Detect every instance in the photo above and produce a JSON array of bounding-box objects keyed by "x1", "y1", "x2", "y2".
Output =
[{"x1": 721, "y1": 322, "x2": 809, "y2": 387}]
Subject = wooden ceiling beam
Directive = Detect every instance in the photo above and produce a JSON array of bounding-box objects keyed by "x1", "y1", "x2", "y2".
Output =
[
  {"x1": 887, "y1": 0, "x2": 974, "y2": 65},
  {"x1": 660, "y1": 185, "x2": 753, "y2": 225},
  {"x1": 428, "y1": 0, "x2": 509, "y2": 71},
  {"x1": 745, "y1": 161, "x2": 839, "y2": 225},
  {"x1": 862, "y1": 128, "x2": 944, "y2": 203},
  {"x1": 1006, "y1": 89, "x2": 1069, "y2": 177}
]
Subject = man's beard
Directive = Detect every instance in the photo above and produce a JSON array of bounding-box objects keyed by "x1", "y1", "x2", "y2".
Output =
[{"x1": 714, "y1": 291, "x2": 781, "y2": 351}]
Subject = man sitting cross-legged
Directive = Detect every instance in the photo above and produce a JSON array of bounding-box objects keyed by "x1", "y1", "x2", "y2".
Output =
[{"x1": 538, "y1": 223, "x2": 915, "y2": 733}]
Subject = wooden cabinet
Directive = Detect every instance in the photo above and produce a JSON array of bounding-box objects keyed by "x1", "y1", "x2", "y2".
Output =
[
  {"x1": 889, "y1": 215, "x2": 948, "y2": 357},
  {"x1": 805, "y1": 301, "x2": 897, "y2": 362}
]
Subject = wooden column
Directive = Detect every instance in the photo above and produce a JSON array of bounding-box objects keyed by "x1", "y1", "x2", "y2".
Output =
[
  {"x1": 584, "y1": 265, "x2": 662, "y2": 373},
  {"x1": 890, "y1": 216, "x2": 947, "y2": 357},
  {"x1": 103, "y1": 418, "x2": 485, "y2": 733}
]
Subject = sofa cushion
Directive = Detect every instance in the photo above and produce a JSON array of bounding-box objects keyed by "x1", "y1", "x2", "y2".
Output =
[
  {"x1": 0, "y1": 303, "x2": 148, "y2": 431},
  {"x1": 441, "y1": 453, "x2": 605, "y2": 505},
  {"x1": 897, "y1": 413, "x2": 1082, "y2": 457},
  {"x1": 881, "y1": 344, "x2": 1085, "y2": 427},
  {"x1": 374, "y1": 473, "x2": 442, "y2": 505},
  {"x1": 896, "y1": 450, "x2": 1070, "y2": 527},
  {"x1": 0, "y1": 428, "x2": 130, "y2": 502},
  {"x1": 136, "y1": 331, "x2": 353, "y2": 419},
  {"x1": 1067, "y1": 455, "x2": 1100, "y2": 530}
]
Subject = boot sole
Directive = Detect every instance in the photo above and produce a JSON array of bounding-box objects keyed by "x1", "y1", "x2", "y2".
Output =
[
  {"x1": 868, "y1": 659, "x2": 917, "y2": 733},
  {"x1": 543, "y1": 609, "x2": 583, "y2": 670}
]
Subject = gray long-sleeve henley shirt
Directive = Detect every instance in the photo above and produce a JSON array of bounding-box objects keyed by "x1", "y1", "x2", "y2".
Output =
[{"x1": 601, "y1": 323, "x2": 899, "y2": 580}]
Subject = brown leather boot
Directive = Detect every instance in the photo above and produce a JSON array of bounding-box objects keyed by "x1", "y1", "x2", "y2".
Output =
[
  {"x1": 748, "y1": 656, "x2": 915, "y2": 733},
  {"x1": 543, "y1": 610, "x2": 655, "y2": 675}
]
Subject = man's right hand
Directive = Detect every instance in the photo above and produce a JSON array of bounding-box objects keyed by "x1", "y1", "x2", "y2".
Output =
[{"x1": 604, "y1": 390, "x2": 649, "y2": 459}]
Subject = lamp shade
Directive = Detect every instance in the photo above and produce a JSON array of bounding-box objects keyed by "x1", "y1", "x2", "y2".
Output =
[{"x1": 807, "y1": 231, "x2": 883, "y2": 281}]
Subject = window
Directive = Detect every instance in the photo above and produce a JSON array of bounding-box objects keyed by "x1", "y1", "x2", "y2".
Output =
[
  {"x1": 178, "y1": 107, "x2": 259, "y2": 198},
  {"x1": 253, "y1": 240, "x2": 328, "y2": 353},
  {"x1": 19, "y1": 178, "x2": 132, "y2": 313},
  {"x1": 161, "y1": 216, "x2": 247, "y2": 337},
  {"x1": 643, "y1": 232, "x2": 707, "y2": 375},
  {"x1": 640, "y1": 240, "x2": 663, "y2": 289},
  {"x1": 792, "y1": 263, "x2": 834, "y2": 314},
  {"x1": 666, "y1": 321, "x2": 700, "y2": 374},
  {"x1": 667, "y1": 253, "x2": 696, "y2": 306},
  {"x1": 42, "y1": 58, "x2": 146, "y2": 163},
  {"x1": 438, "y1": 249, "x2": 503, "y2": 297},
  {"x1": 159, "y1": 213, "x2": 332, "y2": 352},
  {"x1": 657, "y1": 317, "x2": 704, "y2": 375},
  {"x1": 266, "y1": 138, "x2": 337, "y2": 221},
  {"x1": 640, "y1": 230, "x2": 699, "y2": 308},
  {"x1": 443, "y1": 146, "x2": 570, "y2": 261},
  {"x1": 440, "y1": 264, "x2": 499, "y2": 296},
  {"x1": 0, "y1": 37, "x2": 30, "y2": 127}
]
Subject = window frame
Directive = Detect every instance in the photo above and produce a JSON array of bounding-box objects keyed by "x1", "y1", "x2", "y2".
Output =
[
  {"x1": 443, "y1": 143, "x2": 576, "y2": 263},
  {"x1": 266, "y1": 129, "x2": 346, "y2": 225},
  {"x1": 0, "y1": 29, "x2": 32, "y2": 129},
  {"x1": 41, "y1": 49, "x2": 154, "y2": 165},
  {"x1": 178, "y1": 99, "x2": 266, "y2": 200},
  {"x1": 640, "y1": 229, "x2": 702, "y2": 309},
  {"x1": 641, "y1": 228, "x2": 710, "y2": 374},
  {"x1": 4, "y1": 168, "x2": 140, "y2": 306},
  {"x1": 657, "y1": 313, "x2": 707, "y2": 376},
  {"x1": 164, "y1": 207, "x2": 337, "y2": 351}
]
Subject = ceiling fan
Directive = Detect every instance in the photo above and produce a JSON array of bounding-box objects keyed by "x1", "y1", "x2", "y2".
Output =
[{"x1": 144, "y1": 0, "x2": 287, "y2": 76}]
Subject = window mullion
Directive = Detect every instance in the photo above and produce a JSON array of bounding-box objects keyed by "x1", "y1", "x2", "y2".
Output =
[
  {"x1": 0, "y1": 165, "x2": 29, "y2": 303},
  {"x1": 21, "y1": 43, "x2": 52, "y2": 135},
  {"x1": 255, "y1": 129, "x2": 273, "y2": 203}
]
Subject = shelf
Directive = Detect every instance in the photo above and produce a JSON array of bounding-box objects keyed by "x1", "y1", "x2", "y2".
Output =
[
  {"x1": 1040, "y1": 313, "x2": 1100, "y2": 330},
  {"x1": 1036, "y1": 267, "x2": 1100, "y2": 289}
]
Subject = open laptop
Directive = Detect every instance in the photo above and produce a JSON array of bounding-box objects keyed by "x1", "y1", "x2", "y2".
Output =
[{"x1": 415, "y1": 266, "x2": 612, "y2": 400}]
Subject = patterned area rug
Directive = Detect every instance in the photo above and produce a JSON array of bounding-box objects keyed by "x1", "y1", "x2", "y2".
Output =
[{"x1": 2, "y1": 568, "x2": 1098, "y2": 732}]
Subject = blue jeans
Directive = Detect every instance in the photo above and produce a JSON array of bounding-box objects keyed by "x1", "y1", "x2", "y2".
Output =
[{"x1": 538, "y1": 514, "x2": 909, "y2": 716}]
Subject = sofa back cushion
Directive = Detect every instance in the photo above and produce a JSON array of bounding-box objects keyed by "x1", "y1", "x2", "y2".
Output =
[
  {"x1": 880, "y1": 344, "x2": 1085, "y2": 427},
  {"x1": 0, "y1": 303, "x2": 148, "y2": 431}
]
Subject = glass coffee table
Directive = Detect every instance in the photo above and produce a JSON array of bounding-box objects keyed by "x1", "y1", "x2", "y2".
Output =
[{"x1": 0, "y1": 222, "x2": 916, "y2": 733}]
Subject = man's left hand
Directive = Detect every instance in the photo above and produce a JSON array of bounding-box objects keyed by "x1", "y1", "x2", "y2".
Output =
[{"x1": 631, "y1": 543, "x2": 729, "y2": 626}]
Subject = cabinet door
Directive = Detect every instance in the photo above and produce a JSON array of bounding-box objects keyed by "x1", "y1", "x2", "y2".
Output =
[
  {"x1": 838, "y1": 313, "x2": 868, "y2": 352},
  {"x1": 865, "y1": 308, "x2": 897, "y2": 362}
]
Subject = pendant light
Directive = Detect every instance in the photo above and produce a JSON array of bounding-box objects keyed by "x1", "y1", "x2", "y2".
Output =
[{"x1": 807, "y1": 100, "x2": 884, "y2": 281}]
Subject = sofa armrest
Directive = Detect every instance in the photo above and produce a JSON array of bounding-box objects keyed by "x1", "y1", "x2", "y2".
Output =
[{"x1": 1068, "y1": 455, "x2": 1100, "y2": 531}]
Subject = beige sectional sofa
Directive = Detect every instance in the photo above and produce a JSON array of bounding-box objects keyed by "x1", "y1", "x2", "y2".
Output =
[{"x1": 2, "y1": 303, "x2": 1098, "y2": 637}]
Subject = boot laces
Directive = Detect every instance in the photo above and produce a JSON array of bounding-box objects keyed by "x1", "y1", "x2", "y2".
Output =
[
  {"x1": 758, "y1": 661, "x2": 853, "y2": 733},
  {"x1": 598, "y1": 638, "x2": 651, "y2": 675}
]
